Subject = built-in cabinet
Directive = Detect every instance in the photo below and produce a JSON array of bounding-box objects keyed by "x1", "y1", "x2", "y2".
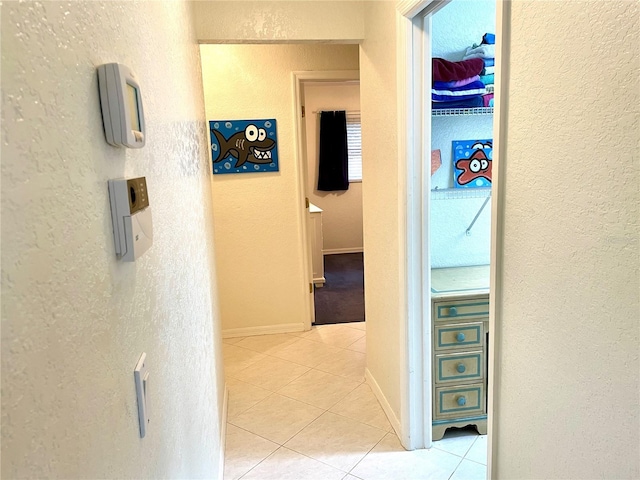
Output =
[
  {"x1": 431, "y1": 266, "x2": 489, "y2": 440},
  {"x1": 309, "y1": 203, "x2": 325, "y2": 287}
]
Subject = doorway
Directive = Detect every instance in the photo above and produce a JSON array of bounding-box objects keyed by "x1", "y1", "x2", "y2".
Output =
[
  {"x1": 398, "y1": 0, "x2": 502, "y2": 474},
  {"x1": 293, "y1": 70, "x2": 365, "y2": 329},
  {"x1": 295, "y1": 75, "x2": 366, "y2": 327}
]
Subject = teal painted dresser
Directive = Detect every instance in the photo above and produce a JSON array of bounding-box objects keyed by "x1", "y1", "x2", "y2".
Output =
[{"x1": 431, "y1": 266, "x2": 490, "y2": 441}]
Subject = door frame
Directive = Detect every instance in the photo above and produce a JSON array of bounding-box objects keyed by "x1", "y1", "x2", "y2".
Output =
[
  {"x1": 396, "y1": 0, "x2": 506, "y2": 473},
  {"x1": 396, "y1": 0, "x2": 449, "y2": 451},
  {"x1": 292, "y1": 70, "x2": 361, "y2": 331}
]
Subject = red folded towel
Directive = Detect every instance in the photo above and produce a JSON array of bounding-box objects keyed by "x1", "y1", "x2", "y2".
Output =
[{"x1": 432, "y1": 58, "x2": 484, "y2": 83}]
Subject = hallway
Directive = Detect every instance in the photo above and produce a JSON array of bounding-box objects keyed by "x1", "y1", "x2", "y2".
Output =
[{"x1": 222, "y1": 323, "x2": 487, "y2": 479}]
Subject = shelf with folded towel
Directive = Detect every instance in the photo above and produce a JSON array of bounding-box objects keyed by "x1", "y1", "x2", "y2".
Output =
[{"x1": 432, "y1": 107, "x2": 493, "y2": 117}]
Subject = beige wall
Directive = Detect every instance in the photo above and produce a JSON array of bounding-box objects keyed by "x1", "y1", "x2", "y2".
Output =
[
  {"x1": 200, "y1": 44, "x2": 360, "y2": 335},
  {"x1": 360, "y1": 1, "x2": 402, "y2": 419},
  {"x1": 1, "y1": 1, "x2": 225, "y2": 478},
  {"x1": 494, "y1": 1, "x2": 639, "y2": 478},
  {"x1": 193, "y1": 1, "x2": 365, "y2": 43},
  {"x1": 304, "y1": 83, "x2": 363, "y2": 253}
]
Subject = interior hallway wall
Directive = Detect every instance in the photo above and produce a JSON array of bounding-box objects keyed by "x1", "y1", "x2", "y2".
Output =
[
  {"x1": 304, "y1": 83, "x2": 363, "y2": 254},
  {"x1": 494, "y1": 1, "x2": 639, "y2": 478},
  {"x1": 1, "y1": 1, "x2": 224, "y2": 478},
  {"x1": 359, "y1": 1, "x2": 403, "y2": 424},
  {"x1": 200, "y1": 44, "x2": 359, "y2": 335}
]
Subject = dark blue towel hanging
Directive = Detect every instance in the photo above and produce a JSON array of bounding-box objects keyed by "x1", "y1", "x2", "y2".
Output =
[{"x1": 317, "y1": 110, "x2": 349, "y2": 191}]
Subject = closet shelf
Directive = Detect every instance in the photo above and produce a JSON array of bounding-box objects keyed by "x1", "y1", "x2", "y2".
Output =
[
  {"x1": 431, "y1": 187, "x2": 491, "y2": 200},
  {"x1": 432, "y1": 107, "x2": 493, "y2": 117}
]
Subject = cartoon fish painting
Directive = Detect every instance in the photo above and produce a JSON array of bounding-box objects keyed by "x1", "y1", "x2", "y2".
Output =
[
  {"x1": 211, "y1": 124, "x2": 276, "y2": 168},
  {"x1": 209, "y1": 120, "x2": 279, "y2": 174},
  {"x1": 452, "y1": 140, "x2": 492, "y2": 188}
]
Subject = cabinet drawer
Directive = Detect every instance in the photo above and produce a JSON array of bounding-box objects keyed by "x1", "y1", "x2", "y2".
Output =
[
  {"x1": 434, "y1": 384, "x2": 485, "y2": 419},
  {"x1": 434, "y1": 299, "x2": 489, "y2": 322},
  {"x1": 435, "y1": 351, "x2": 483, "y2": 384},
  {"x1": 434, "y1": 322, "x2": 484, "y2": 350}
]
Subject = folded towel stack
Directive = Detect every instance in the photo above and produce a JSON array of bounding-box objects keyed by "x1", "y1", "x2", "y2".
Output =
[
  {"x1": 462, "y1": 33, "x2": 496, "y2": 107},
  {"x1": 431, "y1": 58, "x2": 485, "y2": 109}
]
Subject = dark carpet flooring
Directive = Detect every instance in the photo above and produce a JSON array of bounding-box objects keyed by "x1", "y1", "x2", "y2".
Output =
[{"x1": 313, "y1": 253, "x2": 365, "y2": 325}]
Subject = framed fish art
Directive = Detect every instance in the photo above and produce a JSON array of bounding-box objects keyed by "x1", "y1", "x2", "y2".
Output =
[
  {"x1": 452, "y1": 139, "x2": 493, "y2": 188},
  {"x1": 210, "y1": 119, "x2": 279, "y2": 174}
]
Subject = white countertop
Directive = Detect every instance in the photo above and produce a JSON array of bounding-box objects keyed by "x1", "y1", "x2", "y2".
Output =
[
  {"x1": 431, "y1": 265, "x2": 490, "y2": 298},
  {"x1": 309, "y1": 203, "x2": 322, "y2": 214}
]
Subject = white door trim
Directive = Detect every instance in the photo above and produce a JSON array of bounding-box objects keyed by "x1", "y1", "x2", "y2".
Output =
[
  {"x1": 487, "y1": 1, "x2": 508, "y2": 476},
  {"x1": 396, "y1": 0, "x2": 443, "y2": 451},
  {"x1": 292, "y1": 70, "x2": 360, "y2": 331},
  {"x1": 397, "y1": 1, "x2": 504, "y2": 475}
]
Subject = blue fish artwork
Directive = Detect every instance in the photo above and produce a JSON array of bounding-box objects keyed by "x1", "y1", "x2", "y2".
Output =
[{"x1": 210, "y1": 119, "x2": 279, "y2": 174}]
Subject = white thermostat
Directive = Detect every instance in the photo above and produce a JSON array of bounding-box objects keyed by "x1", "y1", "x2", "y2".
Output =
[
  {"x1": 97, "y1": 63, "x2": 145, "y2": 148},
  {"x1": 108, "y1": 177, "x2": 153, "y2": 261}
]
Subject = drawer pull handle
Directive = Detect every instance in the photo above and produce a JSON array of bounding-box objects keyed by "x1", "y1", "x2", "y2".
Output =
[
  {"x1": 456, "y1": 332, "x2": 466, "y2": 342},
  {"x1": 456, "y1": 363, "x2": 466, "y2": 373},
  {"x1": 457, "y1": 396, "x2": 467, "y2": 406},
  {"x1": 449, "y1": 307, "x2": 458, "y2": 316}
]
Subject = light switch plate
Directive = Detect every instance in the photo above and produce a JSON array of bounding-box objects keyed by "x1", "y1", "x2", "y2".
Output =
[{"x1": 134, "y1": 353, "x2": 150, "y2": 438}]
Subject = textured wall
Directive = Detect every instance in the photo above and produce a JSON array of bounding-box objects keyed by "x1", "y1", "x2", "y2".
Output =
[
  {"x1": 193, "y1": 1, "x2": 365, "y2": 43},
  {"x1": 360, "y1": 1, "x2": 402, "y2": 419},
  {"x1": 494, "y1": 1, "x2": 639, "y2": 478},
  {"x1": 200, "y1": 44, "x2": 359, "y2": 334},
  {"x1": 1, "y1": 2, "x2": 224, "y2": 478},
  {"x1": 304, "y1": 83, "x2": 363, "y2": 253},
  {"x1": 431, "y1": 0, "x2": 495, "y2": 61}
]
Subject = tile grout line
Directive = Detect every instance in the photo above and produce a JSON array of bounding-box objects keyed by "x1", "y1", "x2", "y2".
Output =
[
  {"x1": 227, "y1": 338, "x2": 355, "y2": 372},
  {"x1": 225, "y1": 324, "x2": 405, "y2": 480},
  {"x1": 281, "y1": 411, "x2": 389, "y2": 476},
  {"x1": 447, "y1": 455, "x2": 466, "y2": 480},
  {"x1": 346, "y1": 430, "x2": 394, "y2": 476},
  {"x1": 431, "y1": 432, "x2": 479, "y2": 459}
]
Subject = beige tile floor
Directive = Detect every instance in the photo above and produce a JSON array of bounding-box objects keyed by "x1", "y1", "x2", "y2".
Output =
[{"x1": 223, "y1": 322, "x2": 487, "y2": 480}]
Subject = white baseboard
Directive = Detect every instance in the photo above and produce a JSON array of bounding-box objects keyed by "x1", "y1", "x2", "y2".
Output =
[
  {"x1": 323, "y1": 247, "x2": 364, "y2": 255},
  {"x1": 222, "y1": 322, "x2": 306, "y2": 338},
  {"x1": 365, "y1": 368, "x2": 402, "y2": 439},
  {"x1": 218, "y1": 385, "x2": 229, "y2": 479}
]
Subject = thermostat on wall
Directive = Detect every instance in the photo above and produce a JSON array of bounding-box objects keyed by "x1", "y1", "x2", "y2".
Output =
[{"x1": 97, "y1": 63, "x2": 146, "y2": 148}]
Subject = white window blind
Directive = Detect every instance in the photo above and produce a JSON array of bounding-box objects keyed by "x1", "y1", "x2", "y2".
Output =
[{"x1": 346, "y1": 111, "x2": 362, "y2": 182}]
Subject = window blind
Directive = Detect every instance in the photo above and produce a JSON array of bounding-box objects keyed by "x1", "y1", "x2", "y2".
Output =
[{"x1": 346, "y1": 111, "x2": 362, "y2": 182}]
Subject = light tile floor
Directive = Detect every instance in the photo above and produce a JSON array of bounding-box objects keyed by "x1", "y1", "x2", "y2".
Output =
[{"x1": 223, "y1": 322, "x2": 487, "y2": 480}]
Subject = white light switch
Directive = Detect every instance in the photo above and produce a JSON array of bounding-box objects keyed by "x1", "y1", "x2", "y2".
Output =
[{"x1": 134, "y1": 353, "x2": 150, "y2": 438}]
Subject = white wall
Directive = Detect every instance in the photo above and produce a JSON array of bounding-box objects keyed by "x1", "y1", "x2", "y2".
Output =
[
  {"x1": 1, "y1": 2, "x2": 224, "y2": 478},
  {"x1": 494, "y1": 1, "x2": 639, "y2": 478},
  {"x1": 304, "y1": 82, "x2": 363, "y2": 253},
  {"x1": 200, "y1": 45, "x2": 359, "y2": 335},
  {"x1": 431, "y1": 0, "x2": 496, "y2": 61},
  {"x1": 430, "y1": 0, "x2": 495, "y2": 268}
]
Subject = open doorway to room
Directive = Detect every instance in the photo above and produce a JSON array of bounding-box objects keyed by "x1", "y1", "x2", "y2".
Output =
[
  {"x1": 297, "y1": 76, "x2": 366, "y2": 327},
  {"x1": 398, "y1": 0, "x2": 501, "y2": 475},
  {"x1": 428, "y1": 0, "x2": 495, "y2": 446}
]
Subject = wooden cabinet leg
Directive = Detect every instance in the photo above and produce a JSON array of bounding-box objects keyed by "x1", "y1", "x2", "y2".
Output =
[{"x1": 432, "y1": 424, "x2": 448, "y2": 441}]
